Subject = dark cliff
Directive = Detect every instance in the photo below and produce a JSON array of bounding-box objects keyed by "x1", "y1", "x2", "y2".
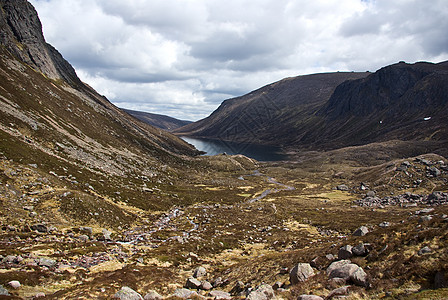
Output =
[{"x1": 0, "y1": 0, "x2": 81, "y2": 86}]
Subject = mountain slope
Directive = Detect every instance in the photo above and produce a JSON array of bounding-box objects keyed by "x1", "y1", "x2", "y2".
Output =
[
  {"x1": 175, "y1": 61, "x2": 448, "y2": 155},
  {"x1": 174, "y1": 72, "x2": 369, "y2": 145},
  {"x1": 123, "y1": 108, "x2": 191, "y2": 131}
]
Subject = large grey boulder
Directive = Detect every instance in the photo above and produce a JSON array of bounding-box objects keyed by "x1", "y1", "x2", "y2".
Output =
[
  {"x1": 246, "y1": 284, "x2": 275, "y2": 300},
  {"x1": 289, "y1": 263, "x2": 315, "y2": 284},
  {"x1": 113, "y1": 287, "x2": 143, "y2": 300},
  {"x1": 326, "y1": 260, "x2": 369, "y2": 287}
]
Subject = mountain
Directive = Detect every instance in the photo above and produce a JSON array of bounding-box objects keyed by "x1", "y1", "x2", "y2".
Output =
[
  {"x1": 175, "y1": 61, "x2": 448, "y2": 155},
  {"x1": 0, "y1": 0, "x2": 209, "y2": 214},
  {"x1": 174, "y1": 72, "x2": 369, "y2": 145},
  {"x1": 122, "y1": 108, "x2": 191, "y2": 131}
]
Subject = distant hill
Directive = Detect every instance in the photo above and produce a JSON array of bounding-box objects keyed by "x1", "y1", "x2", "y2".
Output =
[
  {"x1": 123, "y1": 109, "x2": 191, "y2": 131},
  {"x1": 174, "y1": 72, "x2": 370, "y2": 145},
  {"x1": 175, "y1": 61, "x2": 448, "y2": 155}
]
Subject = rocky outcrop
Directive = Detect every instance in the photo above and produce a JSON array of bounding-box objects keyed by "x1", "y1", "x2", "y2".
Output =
[{"x1": 0, "y1": 0, "x2": 82, "y2": 86}]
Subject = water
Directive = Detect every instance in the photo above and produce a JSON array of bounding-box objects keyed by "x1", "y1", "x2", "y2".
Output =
[{"x1": 181, "y1": 136, "x2": 288, "y2": 161}]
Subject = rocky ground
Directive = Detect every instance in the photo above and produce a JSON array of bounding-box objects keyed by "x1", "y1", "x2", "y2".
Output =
[{"x1": 0, "y1": 153, "x2": 447, "y2": 299}]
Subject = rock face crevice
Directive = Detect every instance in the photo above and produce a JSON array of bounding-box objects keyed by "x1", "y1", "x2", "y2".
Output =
[{"x1": 0, "y1": 0, "x2": 81, "y2": 86}]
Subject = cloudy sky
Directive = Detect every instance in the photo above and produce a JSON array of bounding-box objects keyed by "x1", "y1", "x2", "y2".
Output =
[{"x1": 30, "y1": 0, "x2": 448, "y2": 121}]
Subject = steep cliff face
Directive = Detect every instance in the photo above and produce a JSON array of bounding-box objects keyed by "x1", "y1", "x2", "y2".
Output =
[
  {"x1": 321, "y1": 61, "x2": 448, "y2": 119},
  {"x1": 0, "y1": 0, "x2": 81, "y2": 86}
]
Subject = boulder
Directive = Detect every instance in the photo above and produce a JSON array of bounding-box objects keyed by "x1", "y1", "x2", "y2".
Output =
[
  {"x1": 185, "y1": 277, "x2": 202, "y2": 289},
  {"x1": 171, "y1": 288, "x2": 199, "y2": 299},
  {"x1": 352, "y1": 243, "x2": 368, "y2": 256},
  {"x1": 201, "y1": 281, "x2": 213, "y2": 290},
  {"x1": 79, "y1": 226, "x2": 93, "y2": 235},
  {"x1": 143, "y1": 290, "x2": 163, "y2": 300},
  {"x1": 297, "y1": 296, "x2": 324, "y2": 300},
  {"x1": 31, "y1": 223, "x2": 48, "y2": 233},
  {"x1": 289, "y1": 263, "x2": 315, "y2": 284},
  {"x1": 336, "y1": 185, "x2": 349, "y2": 191},
  {"x1": 353, "y1": 226, "x2": 369, "y2": 236},
  {"x1": 193, "y1": 266, "x2": 207, "y2": 278},
  {"x1": 8, "y1": 280, "x2": 20, "y2": 289},
  {"x1": 38, "y1": 257, "x2": 57, "y2": 268},
  {"x1": 327, "y1": 286, "x2": 350, "y2": 298},
  {"x1": 102, "y1": 229, "x2": 112, "y2": 240},
  {"x1": 418, "y1": 246, "x2": 432, "y2": 255},
  {"x1": 338, "y1": 245, "x2": 353, "y2": 259},
  {"x1": 327, "y1": 260, "x2": 369, "y2": 287},
  {"x1": 209, "y1": 290, "x2": 232, "y2": 300},
  {"x1": 246, "y1": 284, "x2": 275, "y2": 300},
  {"x1": 0, "y1": 285, "x2": 10, "y2": 296},
  {"x1": 351, "y1": 267, "x2": 369, "y2": 287},
  {"x1": 113, "y1": 287, "x2": 143, "y2": 300}
]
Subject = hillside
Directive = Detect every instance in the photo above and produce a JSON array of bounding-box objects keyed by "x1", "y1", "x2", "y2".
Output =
[
  {"x1": 123, "y1": 109, "x2": 191, "y2": 131},
  {"x1": 174, "y1": 72, "x2": 369, "y2": 146},
  {"x1": 175, "y1": 61, "x2": 448, "y2": 157}
]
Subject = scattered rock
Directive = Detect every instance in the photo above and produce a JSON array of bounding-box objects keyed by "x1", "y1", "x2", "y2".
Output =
[
  {"x1": 246, "y1": 284, "x2": 275, "y2": 300},
  {"x1": 34, "y1": 292, "x2": 46, "y2": 298},
  {"x1": 353, "y1": 226, "x2": 369, "y2": 236},
  {"x1": 327, "y1": 260, "x2": 369, "y2": 287},
  {"x1": 379, "y1": 222, "x2": 390, "y2": 228},
  {"x1": 352, "y1": 243, "x2": 368, "y2": 257},
  {"x1": 193, "y1": 266, "x2": 207, "y2": 278},
  {"x1": 201, "y1": 280, "x2": 213, "y2": 291},
  {"x1": 80, "y1": 226, "x2": 93, "y2": 235},
  {"x1": 8, "y1": 280, "x2": 20, "y2": 289},
  {"x1": 326, "y1": 285, "x2": 350, "y2": 299},
  {"x1": 0, "y1": 285, "x2": 10, "y2": 296},
  {"x1": 338, "y1": 245, "x2": 353, "y2": 259},
  {"x1": 418, "y1": 246, "x2": 432, "y2": 255},
  {"x1": 31, "y1": 223, "x2": 48, "y2": 233},
  {"x1": 366, "y1": 191, "x2": 376, "y2": 197},
  {"x1": 230, "y1": 281, "x2": 245, "y2": 295},
  {"x1": 336, "y1": 185, "x2": 349, "y2": 191},
  {"x1": 419, "y1": 215, "x2": 433, "y2": 223},
  {"x1": 297, "y1": 295, "x2": 324, "y2": 300},
  {"x1": 171, "y1": 288, "x2": 199, "y2": 299},
  {"x1": 78, "y1": 234, "x2": 89, "y2": 242},
  {"x1": 143, "y1": 290, "x2": 163, "y2": 300},
  {"x1": 209, "y1": 290, "x2": 232, "y2": 300},
  {"x1": 289, "y1": 263, "x2": 315, "y2": 284},
  {"x1": 102, "y1": 229, "x2": 112, "y2": 240},
  {"x1": 351, "y1": 267, "x2": 369, "y2": 287},
  {"x1": 113, "y1": 287, "x2": 143, "y2": 300},
  {"x1": 185, "y1": 277, "x2": 202, "y2": 289},
  {"x1": 38, "y1": 257, "x2": 57, "y2": 268}
]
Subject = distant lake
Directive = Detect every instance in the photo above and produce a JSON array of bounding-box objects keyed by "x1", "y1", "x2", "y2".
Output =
[{"x1": 181, "y1": 136, "x2": 288, "y2": 161}]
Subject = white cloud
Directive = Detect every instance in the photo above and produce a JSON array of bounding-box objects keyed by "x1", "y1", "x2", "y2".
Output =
[{"x1": 30, "y1": 0, "x2": 448, "y2": 121}]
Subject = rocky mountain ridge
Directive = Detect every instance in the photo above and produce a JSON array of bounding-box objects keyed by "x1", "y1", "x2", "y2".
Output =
[{"x1": 176, "y1": 61, "x2": 448, "y2": 157}]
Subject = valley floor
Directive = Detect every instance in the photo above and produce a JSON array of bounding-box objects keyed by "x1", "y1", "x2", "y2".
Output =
[{"x1": 0, "y1": 152, "x2": 448, "y2": 299}]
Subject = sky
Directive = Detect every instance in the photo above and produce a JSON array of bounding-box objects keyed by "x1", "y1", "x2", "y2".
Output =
[{"x1": 29, "y1": 0, "x2": 448, "y2": 121}]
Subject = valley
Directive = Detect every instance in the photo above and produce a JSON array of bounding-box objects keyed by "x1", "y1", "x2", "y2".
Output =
[{"x1": 0, "y1": 1, "x2": 447, "y2": 299}]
